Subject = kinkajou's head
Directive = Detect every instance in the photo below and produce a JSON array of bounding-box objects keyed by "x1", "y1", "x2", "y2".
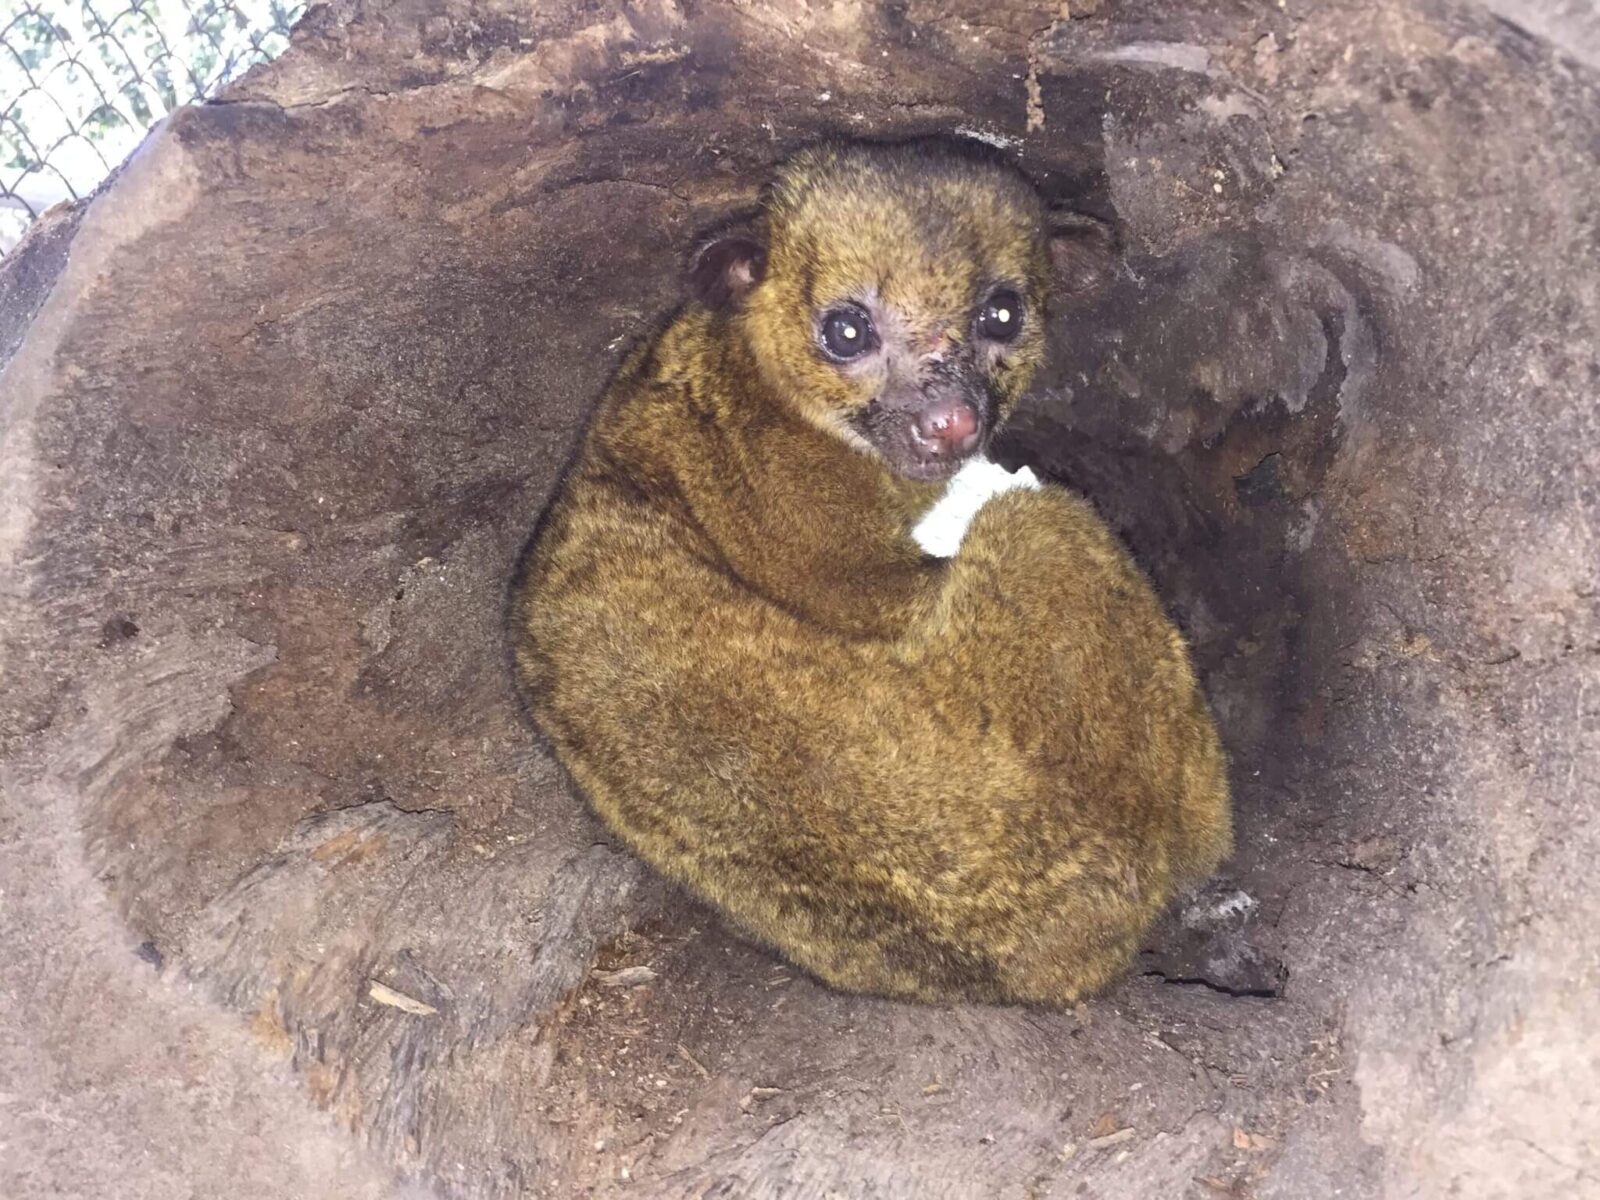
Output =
[{"x1": 690, "y1": 137, "x2": 1116, "y2": 481}]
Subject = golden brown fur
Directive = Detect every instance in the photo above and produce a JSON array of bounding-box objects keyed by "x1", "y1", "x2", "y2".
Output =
[{"x1": 510, "y1": 139, "x2": 1231, "y2": 1004}]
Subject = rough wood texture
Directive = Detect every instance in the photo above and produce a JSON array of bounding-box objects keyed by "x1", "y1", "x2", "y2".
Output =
[{"x1": 1, "y1": 1, "x2": 1596, "y2": 1197}]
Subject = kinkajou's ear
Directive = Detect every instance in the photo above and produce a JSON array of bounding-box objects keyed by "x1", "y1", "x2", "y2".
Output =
[
  {"x1": 1047, "y1": 208, "x2": 1120, "y2": 298},
  {"x1": 688, "y1": 214, "x2": 767, "y2": 309}
]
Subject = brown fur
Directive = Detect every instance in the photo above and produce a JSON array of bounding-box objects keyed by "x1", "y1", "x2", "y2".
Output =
[{"x1": 510, "y1": 139, "x2": 1231, "y2": 1004}]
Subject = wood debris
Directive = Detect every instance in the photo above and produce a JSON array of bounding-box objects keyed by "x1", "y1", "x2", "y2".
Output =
[
  {"x1": 594, "y1": 965, "x2": 658, "y2": 988},
  {"x1": 1085, "y1": 1127, "x2": 1136, "y2": 1150},
  {"x1": 367, "y1": 980, "x2": 437, "y2": 1015},
  {"x1": 677, "y1": 1043, "x2": 711, "y2": 1079}
]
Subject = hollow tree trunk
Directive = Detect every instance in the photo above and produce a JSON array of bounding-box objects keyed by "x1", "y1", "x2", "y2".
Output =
[{"x1": 2, "y1": 1, "x2": 1596, "y2": 1197}]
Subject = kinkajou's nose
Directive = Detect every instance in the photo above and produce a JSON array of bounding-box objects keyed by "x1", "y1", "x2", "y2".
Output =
[{"x1": 914, "y1": 399, "x2": 981, "y2": 457}]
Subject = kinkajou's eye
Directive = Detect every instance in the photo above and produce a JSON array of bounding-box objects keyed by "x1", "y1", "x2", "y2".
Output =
[
  {"x1": 819, "y1": 305, "x2": 877, "y2": 360},
  {"x1": 977, "y1": 289, "x2": 1024, "y2": 342}
]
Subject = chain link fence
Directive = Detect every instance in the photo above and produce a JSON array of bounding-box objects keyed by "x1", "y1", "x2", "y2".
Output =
[{"x1": 1, "y1": 0, "x2": 304, "y2": 257}]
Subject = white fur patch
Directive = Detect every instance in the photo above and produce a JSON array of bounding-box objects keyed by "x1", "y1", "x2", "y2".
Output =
[{"x1": 910, "y1": 456, "x2": 1042, "y2": 558}]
